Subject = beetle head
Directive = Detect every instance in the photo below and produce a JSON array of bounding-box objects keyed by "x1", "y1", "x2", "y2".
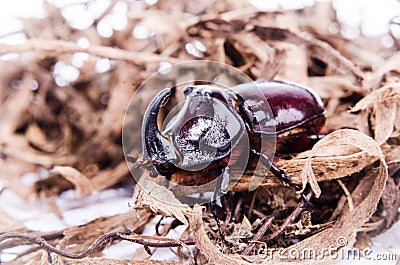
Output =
[{"x1": 142, "y1": 85, "x2": 245, "y2": 175}]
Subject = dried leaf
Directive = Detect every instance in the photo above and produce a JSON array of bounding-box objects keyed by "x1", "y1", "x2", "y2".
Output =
[
  {"x1": 132, "y1": 176, "x2": 191, "y2": 225},
  {"x1": 351, "y1": 83, "x2": 400, "y2": 144}
]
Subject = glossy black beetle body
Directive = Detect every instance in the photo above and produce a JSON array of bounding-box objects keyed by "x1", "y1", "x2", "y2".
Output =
[{"x1": 140, "y1": 80, "x2": 325, "y2": 188}]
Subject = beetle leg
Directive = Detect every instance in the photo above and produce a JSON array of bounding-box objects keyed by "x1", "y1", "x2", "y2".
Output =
[
  {"x1": 265, "y1": 153, "x2": 313, "y2": 205},
  {"x1": 209, "y1": 201, "x2": 225, "y2": 241},
  {"x1": 268, "y1": 161, "x2": 302, "y2": 192},
  {"x1": 251, "y1": 149, "x2": 314, "y2": 204},
  {"x1": 213, "y1": 167, "x2": 230, "y2": 207},
  {"x1": 210, "y1": 167, "x2": 230, "y2": 241},
  {"x1": 251, "y1": 149, "x2": 302, "y2": 191},
  {"x1": 141, "y1": 88, "x2": 179, "y2": 176}
]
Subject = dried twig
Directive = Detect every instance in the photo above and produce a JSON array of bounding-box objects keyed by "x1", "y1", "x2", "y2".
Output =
[
  {"x1": 336, "y1": 179, "x2": 354, "y2": 212},
  {"x1": 0, "y1": 39, "x2": 181, "y2": 63},
  {"x1": 260, "y1": 190, "x2": 314, "y2": 242},
  {"x1": 241, "y1": 213, "x2": 277, "y2": 255},
  {"x1": 0, "y1": 231, "x2": 195, "y2": 262}
]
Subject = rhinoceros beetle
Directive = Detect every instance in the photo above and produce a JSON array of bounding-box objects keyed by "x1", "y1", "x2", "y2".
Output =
[
  {"x1": 140, "y1": 80, "x2": 325, "y2": 187},
  {"x1": 138, "y1": 80, "x2": 325, "y2": 237}
]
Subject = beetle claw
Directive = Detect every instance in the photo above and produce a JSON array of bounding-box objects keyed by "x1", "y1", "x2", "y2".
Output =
[
  {"x1": 141, "y1": 88, "x2": 179, "y2": 176},
  {"x1": 253, "y1": 149, "x2": 304, "y2": 191}
]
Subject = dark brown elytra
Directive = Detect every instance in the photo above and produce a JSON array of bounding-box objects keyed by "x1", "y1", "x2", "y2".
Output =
[{"x1": 140, "y1": 80, "x2": 325, "y2": 189}]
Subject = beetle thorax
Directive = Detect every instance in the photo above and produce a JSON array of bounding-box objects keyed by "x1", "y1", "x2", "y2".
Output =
[
  {"x1": 173, "y1": 115, "x2": 230, "y2": 169},
  {"x1": 161, "y1": 85, "x2": 245, "y2": 170}
]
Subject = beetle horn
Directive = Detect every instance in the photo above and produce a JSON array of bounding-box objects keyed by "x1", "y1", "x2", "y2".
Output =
[{"x1": 141, "y1": 88, "x2": 179, "y2": 175}]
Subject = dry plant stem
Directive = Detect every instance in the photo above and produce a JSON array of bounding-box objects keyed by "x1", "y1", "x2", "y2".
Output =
[
  {"x1": 0, "y1": 39, "x2": 181, "y2": 63},
  {"x1": 241, "y1": 214, "x2": 277, "y2": 256},
  {"x1": 0, "y1": 231, "x2": 195, "y2": 261},
  {"x1": 119, "y1": 235, "x2": 195, "y2": 255},
  {"x1": 336, "y1": 179, "x2": 354, "y2": 212},
  {"x1": 0, "y1": 231, "x2": 119, "y2": 260},
  {"x1": 247, "y1": 189, "x2": 259, "y2": 220},
  {"x1": 260, "y1": 190, "x2": 314, "y2": 242},
  {"x1": 223, "y1": 196, "x2": 232, "y2": 228},
  {"x1": 233, "y1": 196, "x2": 244, "y2": 222},
  {"x1": 0, "y1": 230, "x2": 64, "y2": 251}
]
